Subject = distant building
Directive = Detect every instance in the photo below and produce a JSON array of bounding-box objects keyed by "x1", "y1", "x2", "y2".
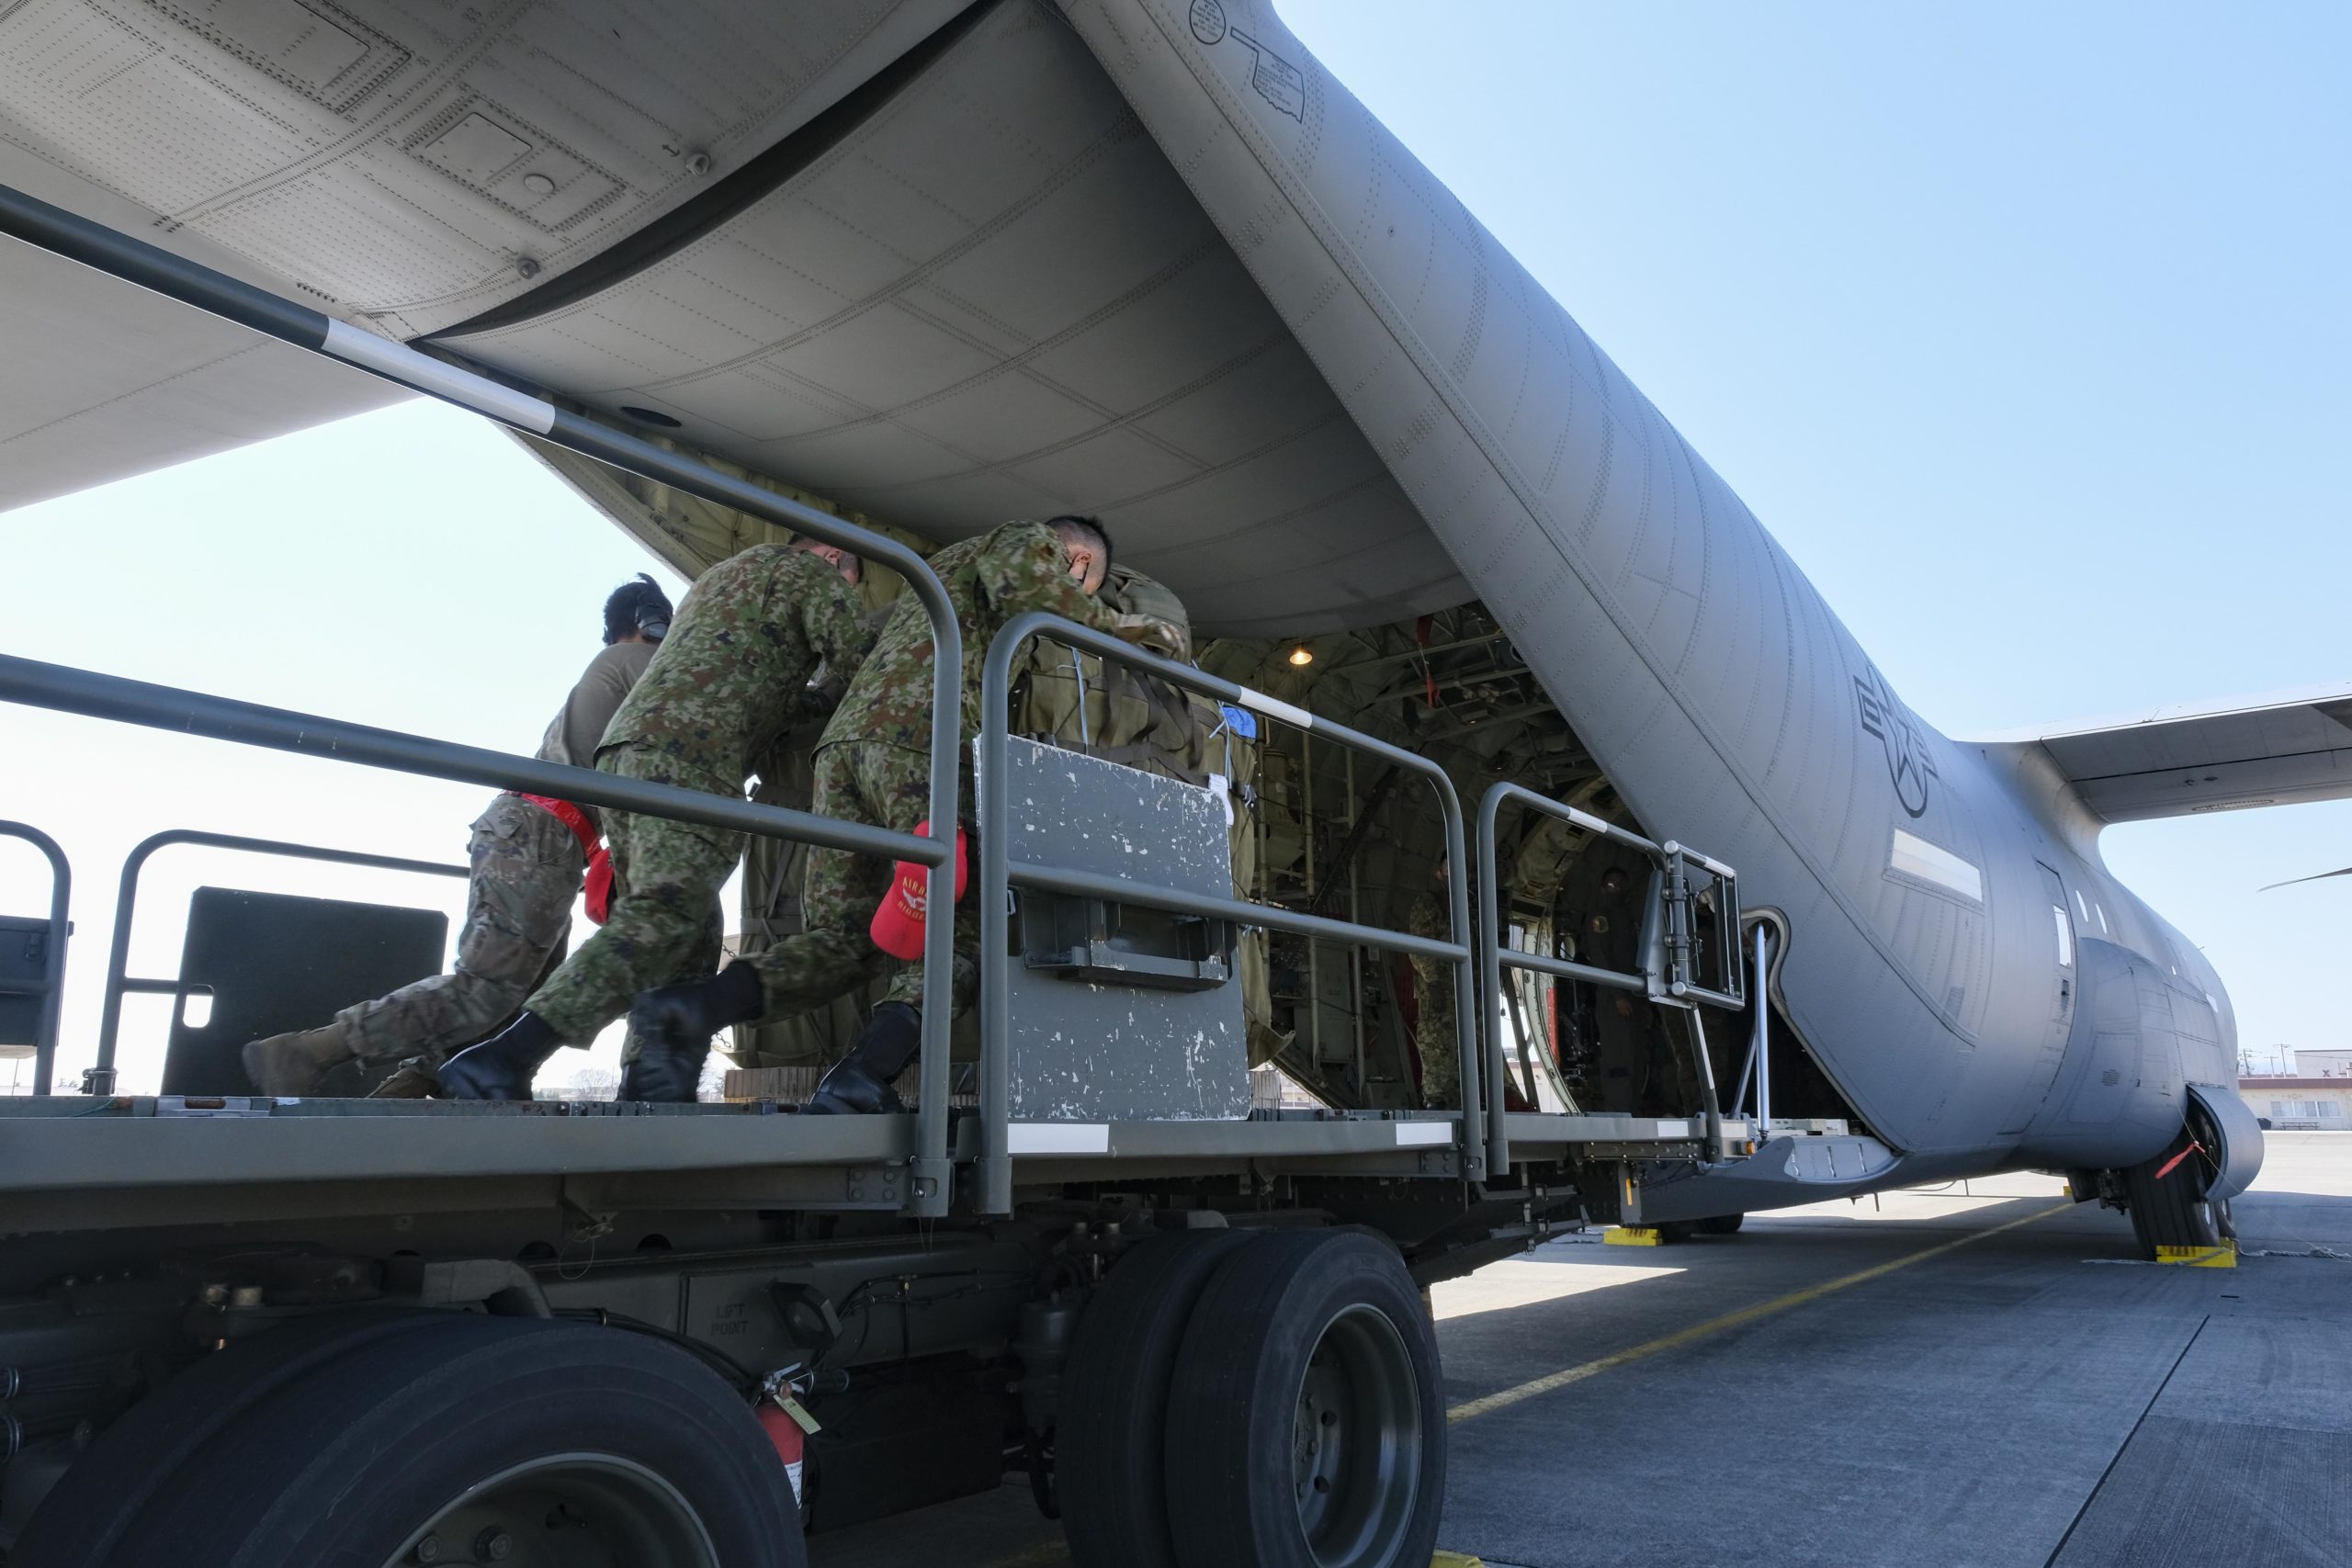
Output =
[
  {"x1": 2242, "y1": 1077, "x2": 2352, "y2": 1130},
  {"x1": 2292, "y1": 1048, "x2": 2352, "y2": 1078}
]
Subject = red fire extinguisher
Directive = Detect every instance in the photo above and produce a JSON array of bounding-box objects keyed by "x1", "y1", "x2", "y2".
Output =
[
  {"x1": 758, "y1": 1367, "x2": 822, "y2": 1515},
  {"x1": 868, "y1": 819, "x2": 968, "y2": 961}
]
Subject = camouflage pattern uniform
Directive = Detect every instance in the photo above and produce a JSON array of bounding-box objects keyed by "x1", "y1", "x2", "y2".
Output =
[
  {"x1": 1408, "y1": 889, "x2": 1461, "y2": 1109},
  {"x1": 743, "y1": 521, "x2": 1130, "y2": 1021},
  {"x1": 525, "y1": 546, "x2": 872, "y2": 1050},
  {"x1": 336, "y1": 639, "x2": 656, "y2": 1070}
]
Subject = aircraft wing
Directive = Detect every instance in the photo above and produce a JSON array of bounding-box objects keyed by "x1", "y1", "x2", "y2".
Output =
[
  {"x1": 1976, "y1": 682, "x2": 2352, "y2": 824},
  {"x1": 0, "y1": 219, "x2": 404, "y2": 513},
  {"x1": 0, "y1": 0, "x2": 973, "y2": 518}
]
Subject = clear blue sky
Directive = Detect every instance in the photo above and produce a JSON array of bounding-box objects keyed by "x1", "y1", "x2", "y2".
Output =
[
  {"x1": 0, "y1": 402, "x2": 686, "y2": 1089},
  {"x1": 3, "y1": 2, "x2": 2346, "y2": 1087},
  {"x1": 1281, "y1": 0, "x2": 2352, "y2": 1070}
]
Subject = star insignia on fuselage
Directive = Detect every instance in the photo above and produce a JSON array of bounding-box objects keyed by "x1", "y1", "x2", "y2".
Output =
[{"x1": 1855, "y1": 666, "x2": 1937, "y2": 818}]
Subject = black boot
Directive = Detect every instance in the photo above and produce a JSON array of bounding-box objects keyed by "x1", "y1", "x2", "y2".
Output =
[
  {"x1": 620, "y1": 963, "x2": 763, "y2": 1103},
  {"x1": 804, "y1": 1002, "x2": 923, "y2": 1116},
  {"x1": 435, "y1": 1012, "x2": 560, "y2": 1100}
]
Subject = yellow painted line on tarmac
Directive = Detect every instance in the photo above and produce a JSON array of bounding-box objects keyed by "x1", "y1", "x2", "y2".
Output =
[{"x1": 1446, "y1": 1201, "x2": 2067, "y2": 1424}]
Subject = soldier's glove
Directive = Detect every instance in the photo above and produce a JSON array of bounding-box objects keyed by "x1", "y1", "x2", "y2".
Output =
[{"x1": 1112, "y1": 614, "x2": 1190, "y2": 662}]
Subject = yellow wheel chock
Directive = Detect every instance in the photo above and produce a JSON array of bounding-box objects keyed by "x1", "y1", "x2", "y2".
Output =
[
  {"x1": 1603, "y1": 1226, "x2": 1664, "y2": 1247},
  {"x1": 2154, "y1": 1242, "x2": 2235, "y2": 1268}
]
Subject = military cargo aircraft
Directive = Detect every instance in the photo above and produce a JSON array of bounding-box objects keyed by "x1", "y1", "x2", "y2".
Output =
[
  {"x1": 6, "y1": 4, "x2": 2339, "y2": 1562},
  {"x1": 0, "y1": 0, "x2": 2313, "y2": 1292}
]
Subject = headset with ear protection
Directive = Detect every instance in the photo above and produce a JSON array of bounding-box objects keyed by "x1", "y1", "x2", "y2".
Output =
[{"x1": 605, "y1": 572, "x2": 673, "y2": 645}]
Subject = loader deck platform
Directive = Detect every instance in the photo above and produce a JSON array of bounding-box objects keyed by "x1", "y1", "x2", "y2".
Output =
[{"x1": 0, "y1": 1095, "x2": 1747, "y2": 1232}]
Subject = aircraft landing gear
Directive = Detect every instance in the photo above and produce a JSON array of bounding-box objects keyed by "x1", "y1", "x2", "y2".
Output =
[{"x1": 2120, "y1": 1122, "x2": 2228, "y2": 1260}]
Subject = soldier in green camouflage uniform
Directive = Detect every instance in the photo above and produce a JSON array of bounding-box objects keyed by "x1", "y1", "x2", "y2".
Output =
[
  {"x1": 627, "y1": 516, "x2": 1136, "y2": 1113},
  {"x1": 240, "y1": 576, "x2": 672, "y2": 1096},
  {"x1": 1408, "y1": 861, "x2": 1462, "y2": 1109},
  {"x1": 437, "y1": 541, "x2": 873, "y2": 1102}
]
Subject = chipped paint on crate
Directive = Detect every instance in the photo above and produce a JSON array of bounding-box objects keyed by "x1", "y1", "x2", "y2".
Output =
[{"x1": 998, "y1": 738, "x2": 1250, "y2": 1123}]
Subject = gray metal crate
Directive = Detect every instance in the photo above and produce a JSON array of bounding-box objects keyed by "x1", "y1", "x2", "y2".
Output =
[{"x1": 988, "y1": 738, "x2": 1249, "y2": 1123}]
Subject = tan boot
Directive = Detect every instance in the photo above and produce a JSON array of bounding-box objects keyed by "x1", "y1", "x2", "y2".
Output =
[
  {"x1": 365, "y1": 1056, "x2": 441, "y2": 1099},
  {"x1": 241, "y1": 1023, "x2": 356, "y2": 1095}
]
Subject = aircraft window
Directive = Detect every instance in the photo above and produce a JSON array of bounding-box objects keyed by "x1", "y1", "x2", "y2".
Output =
[
  {"x1": 2074, "y1": 889, "x2": 2090, "y2": 923},
  {"x1": 2096, "y1": 902, "x2": 2109, "y2": 934},
  {"x1": 2051, "y1": 905, "x2": 2074, "y2": 968}
]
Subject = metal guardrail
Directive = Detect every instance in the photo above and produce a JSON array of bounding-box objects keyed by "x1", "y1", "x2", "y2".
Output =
[
  {"x1": 1660, "y1": 843, "x2": 1743, "y2": 1010},
  {"x1": 1476, "y1": 783, "x2": 1743, "y2": 1175},
  {"x1": 0, "y1": 667, "x2": 954, "y2": 1136},
  {"x1": 87, "y1": 829, "x2": 469, "y2": 1097},
  {"x1": 978, "y1": 614, "x2": 1483, "y2": 1212},
  {"x1": 0, "y1": 821, "x2": 71, "y2": 1093},
  {"x1": 1730, "y1": 921, "x2": 1776, "y2": 1130},
  {"x1": 0, "y1": 182, "x2": 968, "y2": 1214}
]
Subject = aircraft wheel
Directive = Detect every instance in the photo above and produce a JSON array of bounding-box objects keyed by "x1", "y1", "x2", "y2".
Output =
[
  {"x1": 13, "y1": 1307, "x2": 453, "y2": 1568},
  {"x1": 1166, "y1": 1230, "x2": 1444, "y2": 1568},
  {"x1": 2122, "y1": 1128, "x2": 2223, "y2": 1259},
  {"x1": 1697, "y1": 1213, "x2": 1746, "y2": 1235},
  {"x1": 1058, "y1": 1227, "x2": 1264, "y2": 1568},
  {"x1": 56, "y1": 1314, "x2": 803, "y2": 1568}
]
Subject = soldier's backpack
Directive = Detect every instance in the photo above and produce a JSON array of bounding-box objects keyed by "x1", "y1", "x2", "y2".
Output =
[{"x1": 1009, "y1": 565, "x2": 1208, "y2": 784}]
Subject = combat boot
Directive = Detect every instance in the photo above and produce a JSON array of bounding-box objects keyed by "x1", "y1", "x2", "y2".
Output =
[
  {"x1": 365, "y1": 1055, "x2": 440, "y2": 1099},
  {"x1": 435, "y1": 1013, "x2": 559, "y2": 1100},
  {"x1": 241, "y1": 1022, "x2": 355, "y2": 1096},
  {"x1": 803, "y1": 1002, "x2": 922, "y2": 1115},
  {"x1": 620, "y1": 964, "x2": 764, "y2": 1103},
  {"x1": 615, "y1": 1045, "x2": 707, "y2": 1104}
]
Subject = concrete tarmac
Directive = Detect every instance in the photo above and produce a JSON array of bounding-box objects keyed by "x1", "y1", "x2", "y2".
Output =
[{"x1": 808, "y1": 1133, "x2": 2352, "y2": 1568}]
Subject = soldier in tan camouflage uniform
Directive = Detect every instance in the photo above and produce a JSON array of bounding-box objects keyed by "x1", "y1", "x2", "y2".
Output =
[
  {"x1": 627, "y1": 515, "x2": 1142, "y2": 1113},
  {"x1": 436, "y1": 540, "x2": 873, "y2": 1102},
  {"x1": 1408, "y1": 858, "x2": 1462, "y2": 1109},
  {"x1": 238, "y1": 575, "x2": 673, "y2": 1096}
]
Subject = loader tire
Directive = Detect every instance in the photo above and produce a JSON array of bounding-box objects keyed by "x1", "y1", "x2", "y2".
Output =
[
  {"x1": 1165, "y1": 1228, "x2": 1444, "y2": 1568},
  {"x1": 1058, "y1": 1226, "x2": 1263, "y2": 1568},
  {"x1": 14, "y1": 1307, "x2": 452, "y2": 1568},
  {"x1": 76, "y1": 1314, "x2": 802, "y2": 1568}
]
